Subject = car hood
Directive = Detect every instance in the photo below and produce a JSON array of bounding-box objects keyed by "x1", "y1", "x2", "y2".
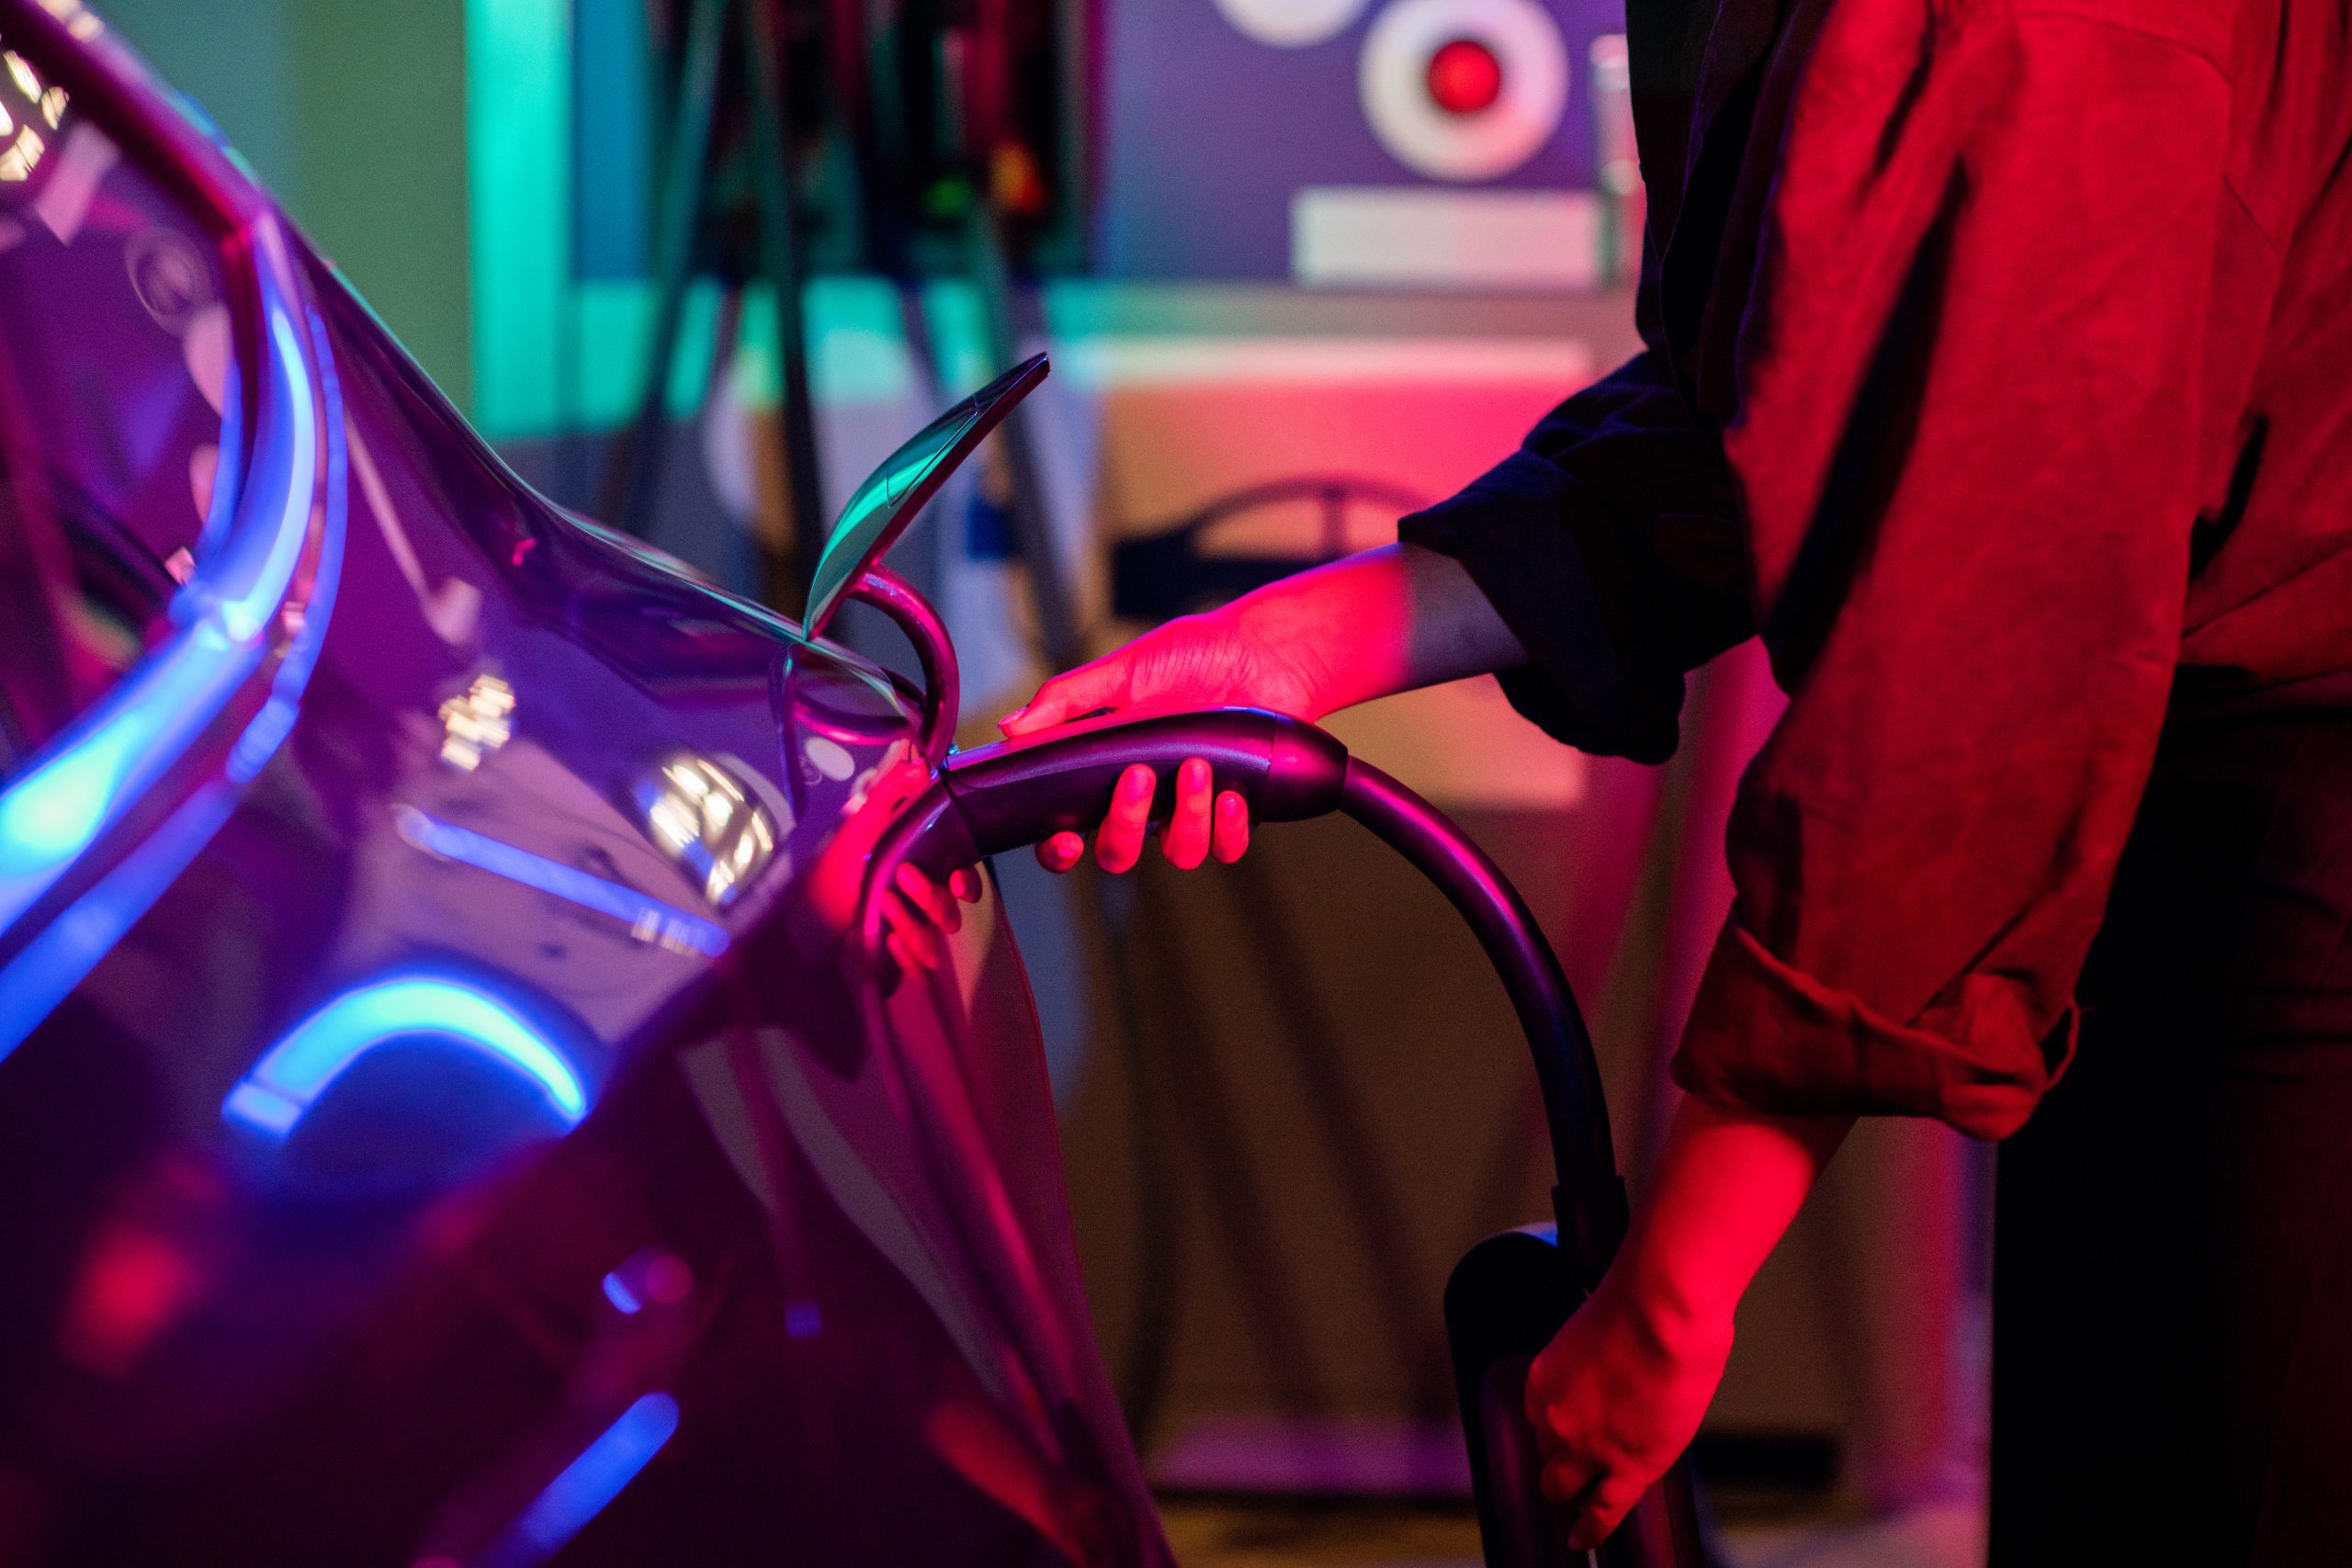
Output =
[{"x1": 0, "y1": 5, "x2": 1164, "y2": 1562}]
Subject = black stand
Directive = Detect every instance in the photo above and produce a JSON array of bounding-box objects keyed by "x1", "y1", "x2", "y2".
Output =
[{"x1": 599, "y1": 0, "x2": 825, "y2": 615}]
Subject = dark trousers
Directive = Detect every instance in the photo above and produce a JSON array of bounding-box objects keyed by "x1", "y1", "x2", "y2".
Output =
[{"x1": 1990, "y1": 701, "x2": 2352, "y2": 1564}]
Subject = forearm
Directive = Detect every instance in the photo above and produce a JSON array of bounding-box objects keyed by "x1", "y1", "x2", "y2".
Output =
[
  {"x1": 1522, "y1": 1097, "x2": 1851, "y2": 1545},
  {"x1": 1611, "y1": 1097, "x2": 1854, "y2": 1343},
  {"x1": 1229, "y1": 543, "x2": 1529, "y2": 719}
]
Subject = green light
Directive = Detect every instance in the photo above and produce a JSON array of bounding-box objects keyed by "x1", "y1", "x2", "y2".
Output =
[{"x1": 465, "y1": 0, "x2": 571, "y2": 436}]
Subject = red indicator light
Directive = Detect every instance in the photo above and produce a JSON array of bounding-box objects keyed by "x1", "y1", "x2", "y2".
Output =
[{"x1": 1426, "y1": 37, "x2": 1503, "y2": 117}]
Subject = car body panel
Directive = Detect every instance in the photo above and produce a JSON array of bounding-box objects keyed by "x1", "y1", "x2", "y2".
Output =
[{"x1": 0, "y1": 6, "x2": 1164, "y2": 1562}]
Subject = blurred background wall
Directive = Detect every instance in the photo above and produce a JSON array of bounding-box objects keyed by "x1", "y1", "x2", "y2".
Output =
[{"x1": 105, "y1": 0, "x2": 473, "y2": 407}]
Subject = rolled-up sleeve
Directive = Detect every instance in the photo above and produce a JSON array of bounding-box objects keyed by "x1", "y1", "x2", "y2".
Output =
[
  {"x1": 1399, "y1": 351, "x2": 1751, "y2": 764},
  {"x1": 1670, "y1": 10, "x2": 2230, "y2": 1138}
]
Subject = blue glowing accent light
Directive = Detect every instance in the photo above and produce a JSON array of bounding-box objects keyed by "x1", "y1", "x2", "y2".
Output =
[
  {"x1": 0, "y1": 623, "x2": 251, "y2": 930},
  {"x1": 0, "y1": 292, "x2": 320, "y2": 929},
  {"x1": 0, "y1": 784, "x2": 237, "y2": 1059},
  {"x1": 0, "y1": 254, "x2": 340, "y2": 1061},
  {"x1": 602, "y1": 1271, "x2": 642, "y2": 1314},
  {"x1": 395, "y1": 807, "x2": 729, "y2": 958},
  {"x1": 214, "y1": 307, "x2": 321, "y2": 643},
  {"x1": 484, "y1": 1393, "x2": 682, "y2": 1568},
  {"x1": 222, "y1": 976, "x2": 590, "y2": 1138}
]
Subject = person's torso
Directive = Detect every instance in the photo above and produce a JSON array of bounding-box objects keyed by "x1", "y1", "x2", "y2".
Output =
[{"x1": 1634, "y1": 0, "x2": 2352, "y2": 690}]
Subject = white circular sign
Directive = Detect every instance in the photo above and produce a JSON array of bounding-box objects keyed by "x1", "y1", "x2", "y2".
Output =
[
  {"x1": 1358, "y1": 0, "x2": 1569, "y2": 182},
  {"x1": 1213, "y1": 0, "x2": 1372, "y2": 48}
]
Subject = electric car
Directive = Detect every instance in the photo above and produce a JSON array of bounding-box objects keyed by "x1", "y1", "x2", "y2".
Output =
[{"x1": 0, "y1": 6, "x2": 1690, "y2": 1563}]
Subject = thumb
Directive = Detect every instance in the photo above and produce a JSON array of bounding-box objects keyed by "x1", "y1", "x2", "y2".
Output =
[{"x1": 1001, "y1": 658, "x2": 1123, "y2": 737}]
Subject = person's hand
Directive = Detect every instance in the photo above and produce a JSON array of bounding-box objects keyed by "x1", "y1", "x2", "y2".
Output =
[
  {"x1": 1001, "y1": 605, "x2": 1307, "y2": 874},
  {"x1": 998, "y1": 605, "x2": 1329, "y2": 739},
  {"x1": 878, "y1": 862, "x2": 985, "y2": 987},
  {"x1": 995, "y1": 546, "x2": 1530, "y2": 874},
  {"x1": 1028, "y1": 758, "x2": 1250, "y2": 875},
  {"x1": 1524, "y1": 1270, "x2": 1732, "y2": 1551}
]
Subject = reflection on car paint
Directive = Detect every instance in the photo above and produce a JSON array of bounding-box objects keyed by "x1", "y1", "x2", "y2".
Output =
[
  {"x1": 634, "y1": 751, "x2": 778, "y2": 907},
  {"x1": 682, "y1": 1027, "x2": 1013, "y2": 1397},
  {"x1": 0, "y1": 218, "x2": 337, "y2": 1063},
  {"x1": 393, "y1": 805, "x2": 729, "y2": 958},
  {"x1": 349, "y1": 417, "x2": 483, "y2": 645},
  {"x1": 599, "y1": 1249, "x2": 692, "y2": 1317},
  {"x1": 481, "y1": 1392, "x2": 683, "y2": 1568},
  {"x1": 0, "y1": 7, "x2": 1170, "y2": 1556},
  {"x1": 0, "y1": 775, "x2": 235, "y2": 1052},
  {"x1": 0, "y1": 285, "x2": 319, "y2": 940},
  {"x1": 221, "y1": 973, "x2": 590, "y2": 1137},
  {"x1": 436, "y1": 671, "x2": 516, "y2": 770}
]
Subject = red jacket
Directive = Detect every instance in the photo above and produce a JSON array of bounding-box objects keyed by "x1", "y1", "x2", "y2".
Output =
[{"x1": 1402, "y1": 0, "x2": 2352, "y2": 1138}]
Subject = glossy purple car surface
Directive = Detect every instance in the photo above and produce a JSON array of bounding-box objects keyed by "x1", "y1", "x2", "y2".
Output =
[{"x1": 0, "y1": 4, "x2": 1165, "y2": 1562}]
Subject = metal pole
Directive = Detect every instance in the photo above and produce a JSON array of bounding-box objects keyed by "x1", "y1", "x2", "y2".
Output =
[
  {"x1": 600, "y1": 0, "x2": 729, "y2": 537},
  {"x1": 741, "y1": 0, "x2": 829, "y2": 613}
]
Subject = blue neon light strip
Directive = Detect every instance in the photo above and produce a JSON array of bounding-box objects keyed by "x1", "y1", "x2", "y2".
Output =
[
  {"x1": 215, "y1": 309, "x2": 322, "y2": 641},
  {"x1": 483, "y1": 1393, "x2": 682, "y2": 1568},
  {"x1": 0, "y1": 783, "x2": 237, "y2": 1053},
  {"x1": 0, "y1": 291, "x2": 321, "y2": 944},
  {"x1": 0, "y1": 258, "x2": 339, "y2": 1063},
  {"x1": 231, "y1": 301, "x2": 348, "y2": 784},
  {"x1": 0, "y1": 624, "x2": 251, "y2": 930},
  {"x1": 221, "y1": 976, "x2": 589, "y2": 1137},
  {"x1": 395, "y1": 807, "x2": 729, "y2": 958}
]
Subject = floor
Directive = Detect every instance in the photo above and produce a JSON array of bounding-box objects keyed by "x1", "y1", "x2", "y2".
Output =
[{"x1": 1157, "y1": 1495, "x2": 1985, "y2": 1568}]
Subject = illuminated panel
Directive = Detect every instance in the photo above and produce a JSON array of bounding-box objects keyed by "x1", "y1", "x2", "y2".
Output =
[
  {"x1": 1291, "y1": 185, "x2": 1599, "y2": 288},
  {"x1": 395, "y1": 807, "x2": 729, "y2": 957},
  {"x1": 465, "y1": 0, "x2": 571, "y2": 438},
  {"x1": 221, "y1": 976, "x2": 589, "y2": 1138},
  {"x1": 482, "y1": 1393, "x2": 682, "y2": 1568}
]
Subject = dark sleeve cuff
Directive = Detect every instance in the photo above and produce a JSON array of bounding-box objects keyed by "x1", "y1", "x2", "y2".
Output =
[
  {"x1": 1670, "y1": 917, "x2": 2078, "y2": 1141},
  {"x1": 1399, "y1": 449, "x2": 1684, "y2": 764}
]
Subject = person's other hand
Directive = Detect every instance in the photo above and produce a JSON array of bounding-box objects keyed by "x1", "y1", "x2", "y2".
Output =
[
  {"x1": 1030, "y1": 758, "x2": 1249, "y2": 876},
  {"x1": 878, "y1": 863, "x2": 985, "y2": 987},
  {"x1": 1523, "y1": 1271, "x2": 1732, "y2": 1551}
]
